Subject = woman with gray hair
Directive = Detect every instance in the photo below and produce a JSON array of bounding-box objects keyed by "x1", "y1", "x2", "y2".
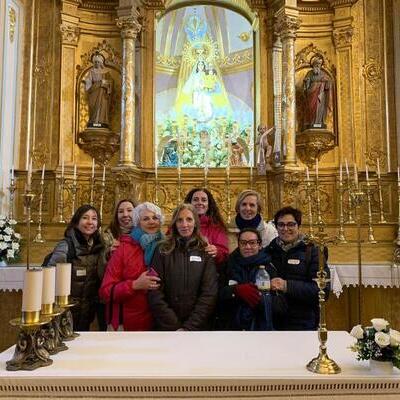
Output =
[
  {"x1": 99, "y1": 202, "x2": 164, "y2": 331},
  {"x1": 234, "y1": 189, "x2": 277, "y2": 247}
]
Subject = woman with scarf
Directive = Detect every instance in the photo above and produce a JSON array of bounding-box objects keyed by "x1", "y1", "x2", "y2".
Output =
[
  {"x1": 47, "y1": 204, "x2": 105, "y2": 331},
  {"x1": 99, "y1": 202, "x2": 164, "y2": 331},
  {"x1": 234, "y1": 189, "x2": 277, "y2": 247},
  {"x1": 148, "y1": 204, "x2": 218, "y2": 331},
  {"x1": 268, "y1": 206, "x2": 330, "y2": 330},
  {"x1": 102, "y1": 199, "x2": 137, "y2": 259},
  {"x1": 184, "y1": 188, "x2": 229, "y2": 266},
  {"x1": 218, "y1": 228, "x2": 282, "y2": 330}
]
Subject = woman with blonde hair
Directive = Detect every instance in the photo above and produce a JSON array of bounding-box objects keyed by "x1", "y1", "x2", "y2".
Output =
[{"x1": 148, "y1": 203, "x2": 218, "y2": 331}]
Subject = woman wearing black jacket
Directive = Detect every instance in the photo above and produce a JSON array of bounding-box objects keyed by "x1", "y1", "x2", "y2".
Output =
[{"x1": 268, "y1": 206, "x2": 330, "y2": 330}]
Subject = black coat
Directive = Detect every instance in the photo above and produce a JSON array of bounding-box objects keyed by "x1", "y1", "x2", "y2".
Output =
[{"x1": 267, "y1": 238, "x2": 330, "y2": 331}]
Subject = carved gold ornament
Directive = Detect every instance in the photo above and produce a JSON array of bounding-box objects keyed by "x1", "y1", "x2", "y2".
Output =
[
  {"x1": 59, "y1": 23, "x2": 80, "y2": 45},
  {"x1": 362, "y1": 58, "x2": 382, "y2": 86},
  {"x1": 238, "y1": 31, "x2": 251, "y2": 42},
  {"x1": 332, "y1": 27, "x2": 354, "y2": 48},
  {"x1": 8, "y1": 7, "x2": 16, "y2": 43}
]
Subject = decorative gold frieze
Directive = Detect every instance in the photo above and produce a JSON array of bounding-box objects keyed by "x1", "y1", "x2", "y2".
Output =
[
  {"x1": 59, "y1": 22, "x2": 80, "y2": 45},
  {"x1": 8, "y1": 6, "x2": 16, "y2": 43},
  {"x1": 78, "y1": 40, "x2": 122, "y2": 72},
  {"x1": 362, "y1": 57, "x2": 382, "y2": 87},
  {"x1": 219, "y1": 49, "x2": 253, "y2": 67},
  {"x1": 327, "y1": 0, "x2": 359, "y2": 7},
  {"x1": 156, "y1": 53, "x2": 182, "y2": 69},
  {"x1": 79, "y1": 0, "x2": 118, "y2": 11},
  {"x1": 332, "y1": 27, "x2": 354, "y2": 48}
]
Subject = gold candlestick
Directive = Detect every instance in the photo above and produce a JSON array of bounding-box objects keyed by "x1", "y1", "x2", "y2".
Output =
[
  {"x1": 90, "y1": 176, "x2": 95, "y2": 205},
  {"x1": 376, "y1": 175, "x2": 386, "y2": 224},
  {"x1": 305, "y1": 169, "x2": 315, "y2": 240},
  {"x1": 71, "y1": 178, "x2": 77, "y2": 218},
  {"x1": 305, "y1": 227, "x2": 340, "y2": 375},
  {"x1": 41, "y1": 305, "x2": 68, "y2": 355},
  {"x1": 365, "y1": 179, "x2": 377, "y2": 244},
  {"x1": 8, "y1": 176, "x2": 16, "y2": 220},
  {"x1": 346, "y1": 174, "x2": 355, "y2": 224},
  {"x1": 23, "y1": 190, "x2": 35, "y2": 270},
  {"x1": 33, "y1": 178, "x2": 45, "y2": 243},
  {"x1": 57, "y1": 176, "x2": 66, "y2": 223},
  {"x1": 99, "y1": 172, "x2": 106, "y2": 221}
]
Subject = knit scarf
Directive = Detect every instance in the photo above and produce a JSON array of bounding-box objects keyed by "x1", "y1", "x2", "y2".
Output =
[
  {"x1": 276, "y1": 233, "x2": 305, "y2": 252},
  {"x1": 131, "y1": 227, "x2": 163, "y2": 267},
  {"x1": 235, "y1": 213, "x2": 262, "y2": 230}
]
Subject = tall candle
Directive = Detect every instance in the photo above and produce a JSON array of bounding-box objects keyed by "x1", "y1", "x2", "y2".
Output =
[
  {"x1": 55, "y1": 263, "x2": 71, "y2": 297},
  {"x1": 365, "y1": 164, "x2": 369, "y2": 181},
  {"x1": 377, "y1": 158, "x2": 381, "y2": 178},
  {"x1": 345, "y1": 159, "x2": 349, "y2": 178},
  {"x1": 42, "y1": 266, "x2": 55, "y2": 305},
  {"x1": 354, "y1": 163, "x2": 358, "y2": 187},
  {"x1": 22, "y1": 268, "x2": 43, "y2": 312},
  {"x1": 41, "y1": 163, "x2": 45, "y2": 181},
  {"x1": 73, "y1": 164, "x2": 77, "y2": 181},
  {"x1": 102, "y1": 165, "x2": 106, "y2": 182},
  {"x1": 91, "y1": 158, "x2": 95, "y2": 178},
  {"x1": 339, "y1": 163, "x2": 343, "y2": 183},
  {"x1": 27, "y1": 158, "x2": 32, "y2": 190}
]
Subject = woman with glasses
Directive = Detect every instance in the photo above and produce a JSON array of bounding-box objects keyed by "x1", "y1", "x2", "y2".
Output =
[
  {"x1": 217, "y1": 228, "x2": 284, "y2": 330},
  {"x1": 99, "y1": 202, "x2": 163, "y2": 331},
  {"x1": 234, "y1": 189, "x2": 277, "y2": 247},
  {"x1": 184, "y1": 188, "x2": 229, "y2": 266},
  {"x1": 268, "y1": 206, "x2": 330, "y2": 330},
  {"x1": 148, "y1": 204, "x2": 218, "y2": 331}
]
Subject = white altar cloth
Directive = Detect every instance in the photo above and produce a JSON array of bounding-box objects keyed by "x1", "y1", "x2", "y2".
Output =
[{"x1": 0, "y1": 331, "x2": 399, "y2": 399}]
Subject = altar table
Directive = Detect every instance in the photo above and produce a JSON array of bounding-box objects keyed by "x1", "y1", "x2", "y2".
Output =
[{"x1": 0, "y1": 331, "x2": 399, "y2": 399}]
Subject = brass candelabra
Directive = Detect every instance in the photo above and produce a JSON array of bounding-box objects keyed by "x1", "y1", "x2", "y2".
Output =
[
  {"x1": 33, "y1": 177, "x2": 45, "y2": 243},
  {"x1": 57, "y1": 176, "x2": 66, "y2": 224},
  {"x1": 8, "y1": 176, "x2": 16, "y2": 220},
  {"x1": 337, "y1": 170, "x2": 347, "y2": 243}
]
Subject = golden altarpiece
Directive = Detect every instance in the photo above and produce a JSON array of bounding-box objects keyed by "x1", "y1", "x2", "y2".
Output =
[{"x1": 1, "y1": 0, "x2": 400, "y2": 350}]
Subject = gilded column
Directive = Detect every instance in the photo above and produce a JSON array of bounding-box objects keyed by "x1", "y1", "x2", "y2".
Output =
[
  {"x1": 117, "y1": 14, "x2": 142, "y2": 167},
  {"x1": 59, "y1": 2, "x2": 80, "y2": 168},
  {"x1": 275, "y1": 12, "x2": 301, "y2": 167},
  {"x1": 329, "y1": 0, "x2": 356, "y2": 163},
  {"x1": 272, "y1": 34, "x2": 283, "y2": 165}
]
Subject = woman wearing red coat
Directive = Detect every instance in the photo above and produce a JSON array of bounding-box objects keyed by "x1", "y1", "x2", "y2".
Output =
[
  {"x1": 99, "y1": 202, "x2": 163, "y2": 331},
  {"x1": 184, "y1": 188, "x2": 229, "y2": 266}
]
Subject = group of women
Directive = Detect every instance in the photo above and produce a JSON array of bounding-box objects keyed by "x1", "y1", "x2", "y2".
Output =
[{"x1": 47, "y1": 188, "x2": 329, "y2": 332}]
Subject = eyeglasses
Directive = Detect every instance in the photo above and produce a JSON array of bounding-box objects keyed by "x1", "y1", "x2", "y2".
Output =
[
  {"x1": 277, "y1": 221, "x2": 297, "y2": 230},
  {"x1": 238, "y1": 239, "x2": 261, "y2": 247}
]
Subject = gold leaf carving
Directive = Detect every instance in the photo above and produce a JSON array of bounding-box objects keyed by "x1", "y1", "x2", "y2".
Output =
[
  {"x1": 362, "y1": 57, "x2": 382, "y2": 87},
  {"x1": 8, "y1": 6, "x2": 16, "y2": 43}
]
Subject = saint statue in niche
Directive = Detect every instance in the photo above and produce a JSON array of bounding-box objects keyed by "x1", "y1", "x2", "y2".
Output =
[
  {"x1": 84, "y1": 53, "x2": 113, "y2": 128},
  {"x1": 302, "y1": 56, "x2": 332, "y2": 130},
  {"x1": 256, "y1": 125, "x2": 274, "y2": 174}
]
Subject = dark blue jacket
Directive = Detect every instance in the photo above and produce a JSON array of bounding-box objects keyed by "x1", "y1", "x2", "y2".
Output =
[{"x1": 267, "y1": 238, "x2": 330, "y2": 331}]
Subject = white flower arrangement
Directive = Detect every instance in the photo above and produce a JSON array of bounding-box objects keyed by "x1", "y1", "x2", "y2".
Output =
[
  {"x1": 350, "y1": 318, "x2": 400, "y2": 369},
  {"x1": 0, "y1": 215, "x2": 20, "y2": 263}
]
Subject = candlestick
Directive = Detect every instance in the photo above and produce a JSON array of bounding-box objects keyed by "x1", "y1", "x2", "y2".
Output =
[
  {"x1": 8, "y1": 172, "x2": 16, "y2": 220},
  {"x1": 338, "y1": 166, "x2": 347, "y2": 243},
  {"x1": 376, "y1": 160, "x2": 386, "y2": 224},
  {"x1": 365, "y1": 176, "x2": 377, "y2": 243},
  {"x1": 315, "y1": 158, "x2": 319, "y2": 178},
  {"x1": 11, "y1": 165, "x2": 14, "y2": 180},
  {"x1": 102, "y1": 165, "x2": 106, "y2": 182},
  {"x1": 377, "y1": 158, "x2": 381, "y2": 178},
  {"x1": 57, "y1": 175, "x2": 66, "y2": 223},
  {"x1": 99, "y1": 165, "x2": 106, "y2": 221},
  {"x1": 305, "y1": 167, "x2": 315, "y2": 239},
  {"x1": 91, "y1": 158, "x2": 95, "y2": 178},
  {"x1": 27, "y1": 158, "x2": 32, "y2": 190},
  {"x1": 365, "y1": 164, "x2": 369, "y2": 181},
  {"x1": 306, "y1": 166, "x2": 310, "y2": 181},
  {"x1": 33, "y1": 170, "x2": 45, "y2": 243},
  {"x1": 73, "y1": 164, "x2": 77, "y2": 181}
]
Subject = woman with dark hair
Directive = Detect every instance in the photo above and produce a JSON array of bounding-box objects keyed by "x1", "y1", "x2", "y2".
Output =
[
  {"x1": 148, "y1": 204, "x2": 218, "y2": 331},
  {"x1": 103, "y1": 199, "x2": 137, "y2": 258},
  {"x1": 184, "y1": 188, "x2": 228, "y2": 265},
  {"x1": 99, "y1": 202, "x2": 163, "y2": 331},
  {"x1": 268, "y1": 206, "x2": 330, "y2": 330},
  {"x1": 218, "y1": 228, "x2": 282, "y2": 331},
  {"x1": 47, "y1": 204, "x2": 105, "y2": 331}
]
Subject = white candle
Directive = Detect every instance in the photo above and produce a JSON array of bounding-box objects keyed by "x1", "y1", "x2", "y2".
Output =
[
  {"x1": 102, "y1": 165, "x2": 106, "y2": 182},
  {"x1": 91, "y1": 158, "x2": 95, "y2": 178},
  {"x1": 10, "y1": 165, "x2": 14, "y2": 180},
  {"x1": 377, "y1": 158, "x2": 381, "y2": 178},
  {"x1": 306, "y1": 166, "x2": 310, "y2": 181},
  {"x1": 397, "y1": 166, "x2": 400, "y2": 183},
  {"x1": 354, "y1": 163, "x2": 358, "y2": 187},
  {"x1": 365, "y1": 164, "x2": 369, "y2": 181},
  {"x1": 27, "y1": 158, "x2": 32, "y2": 190},
  {"x1": 55, "y1": 263, "x2": 71, "y2": 297},
  {"x1": 345, "y1": 159, "x2": 349, "y2": 178},
  {"x1": 41, "y1": 163, "x2": 45, "y2": 181},
  {"x1": 42, "y1": 266, "x2": 55, "y2": 305},
  {"x1": 339, "y1": 163, "x2": 342, "y2": 183},
  {"x1": 22, "y1": 268, "x2": 43, "y2": 312},
  {"x1": 73, "y1": 164, "x2": 77, "y2": 181}
]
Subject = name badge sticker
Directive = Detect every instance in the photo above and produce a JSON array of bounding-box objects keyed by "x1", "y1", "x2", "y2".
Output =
[
  {"x1": 76, "y1": 269, "x2": 87, "y2": 277},
  {"x1": 190, "y1": 255, "x2": 202, "y2": 262},
  {"x1": 288, "y1": 259, "x2": 300, "y2": 265}
]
